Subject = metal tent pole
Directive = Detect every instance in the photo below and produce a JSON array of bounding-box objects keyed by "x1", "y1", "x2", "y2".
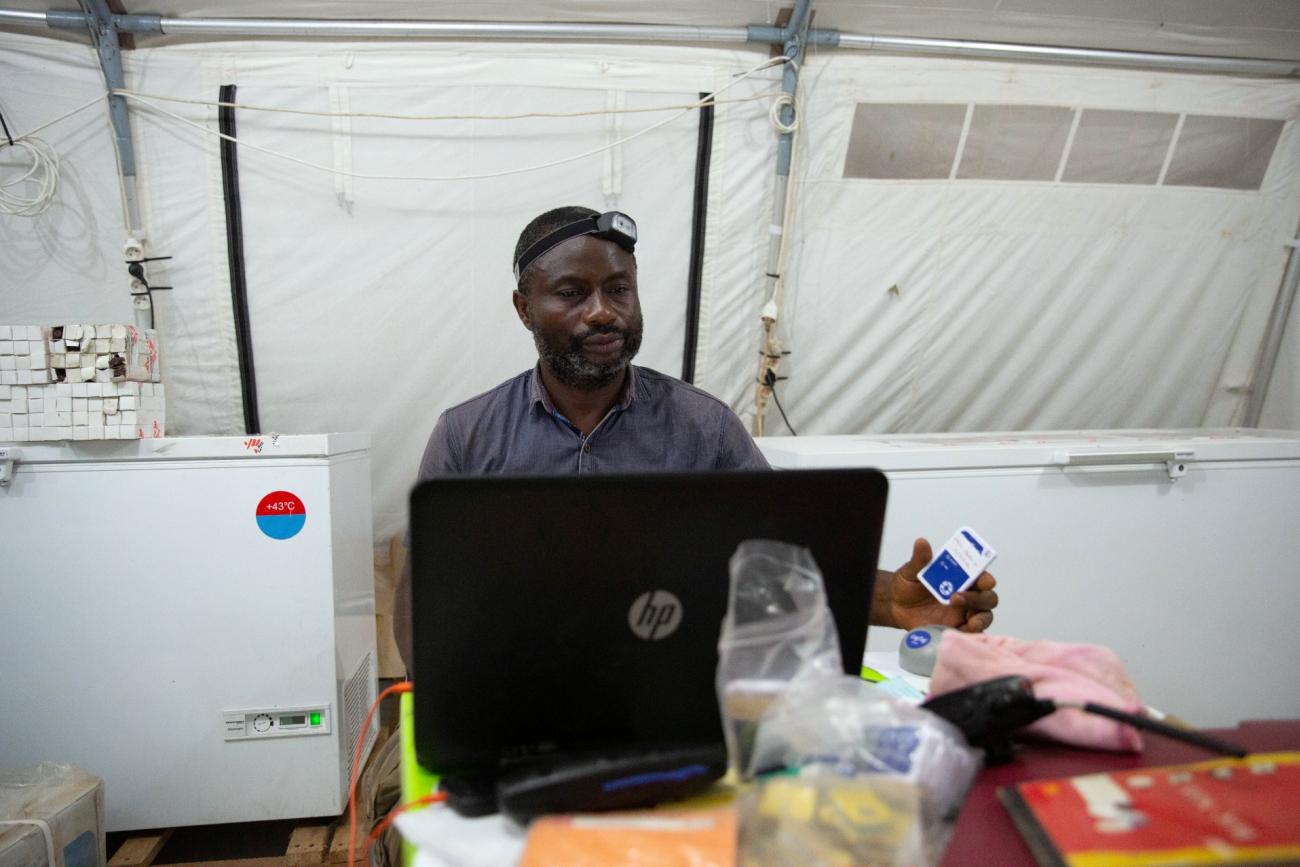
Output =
[
  {"x1": 1244, "y1": 227, "x2": 1300, "y2": 426},
  {"x1": 74, "y1": 0, "x2": 142, "y2": 236},
  {"x1": 7, "y1": 9, "x2": 1298, "y2": 76},
  {"x1": 155, "y1": 19, "x2": 748, "y2": 41},
  {"x1": 72, "y1": 0, "x2": 152, "y2": 331},
  {"x1": 833, "y1": 33, "x2": 1300, "y2": 77},
  {"x1": 0, "y1": 8, "x2": 44, "y2": 26},
  {"x1": 752, "y1": 0, "x2": 813, "y2": 436}
]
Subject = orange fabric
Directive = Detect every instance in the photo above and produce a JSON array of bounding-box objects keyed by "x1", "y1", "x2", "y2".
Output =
[{"x1": 519, "y1": 804, "x2": 737, "y2": 867}]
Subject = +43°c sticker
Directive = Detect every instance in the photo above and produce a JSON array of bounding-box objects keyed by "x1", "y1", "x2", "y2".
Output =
[{"x1": 256, "y1": 490, "x2": 306, "y2": 540}]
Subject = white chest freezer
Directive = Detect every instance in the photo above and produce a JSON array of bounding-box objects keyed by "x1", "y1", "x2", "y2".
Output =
[
  {"x1": 0, "y1": 434, "x2": 378, "y2": 831},
  {"x1": 756, "y1": 429, "x2": 1300, "y2": 728}
]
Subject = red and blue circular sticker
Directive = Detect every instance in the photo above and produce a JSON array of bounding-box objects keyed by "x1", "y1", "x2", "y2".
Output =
[{"x1": 256, "y1": 491, "x2": 306, "y2": 540}]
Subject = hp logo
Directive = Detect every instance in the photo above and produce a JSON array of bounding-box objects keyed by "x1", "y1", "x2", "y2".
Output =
[{"x1": 628, "y1": 590, "x2": 683, "y2": 640}]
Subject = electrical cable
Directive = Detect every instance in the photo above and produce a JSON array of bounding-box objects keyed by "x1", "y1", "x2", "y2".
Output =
[
  {"x1": 1054, "y1": 700, "x2": 1248, "y2": 758},
  {"x1": 770, "y1": 382, "x2": 798, "y2": 436},
  {"x1": 753, "y1": 54, "x2": 806, "y2": 435},
  {"x1": 0, "y1": 137, "x2": 60, "y2": 216},
  {"x1": 0, "y1": 94, "x2": 118, "y2": 221},
  {"x1": 348, "y1": 681, "x2": 413, "y2": 867},
  {"x1": 115, "y1": 54, "x2": 791, "y2": 183},
  {"x1": 4, "y1": 95, "x2": 107, "y2": 140},
  {"x1": 761, "y1": 77, "x2": 804, "y2": 315},
  {"x1": 768, "y1": 93, "x2": 797, "y2": 133},
  {"x1": 0, "y1": 94, "x2": 91, "y2": 218},
  {"x1": 111, "y1": 88, "x2": 784, "y2": 122},
  {"x1": 764, "y1": 368, "x2": 798, "y2": 435},
  {"x1": 127, "y1": 257, "x2": 173, "y2": 330},
  {"x1": 0, "y1": 93, "x2": 131, "y2": 228},
  {"x1": 362, "y1": 793, "x2": 445, "y2": 867},
  {"x1": 0, "y1": 94, "x2": 126, "y2": 223}
]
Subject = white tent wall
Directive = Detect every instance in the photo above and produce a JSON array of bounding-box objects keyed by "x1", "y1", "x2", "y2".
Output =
[
  {"x1": 2, "y1": 30, "x2": 246, "y2": 436},
  {"x1": 160, "y1": 44, "x2": 776, "y2": 541},
  {"x1": 2, "y1": 30, "x2": 780, "y2": 540},
  {"x1": 6, "y1": 27, "x2": 1300, "y2": 543},
  {"x1": 700, "y1": 55, "x2": 1300, "y2": 435},
  {"x1": 1, "y1": 35, "x2": 135, "y2": 321}
]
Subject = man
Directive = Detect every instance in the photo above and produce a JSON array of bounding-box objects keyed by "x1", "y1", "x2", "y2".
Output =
[{"x1": 394, "y1": 206, "x2": 998, "y2": 667}]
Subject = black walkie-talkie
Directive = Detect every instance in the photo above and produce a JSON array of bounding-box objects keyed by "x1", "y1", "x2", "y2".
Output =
[
  {"x1": 922, "y1": 676, "x2": 1055, "y2": 763},
  {"x1": 922, "y1": 675, "x2": 1248, "y2": 764}
]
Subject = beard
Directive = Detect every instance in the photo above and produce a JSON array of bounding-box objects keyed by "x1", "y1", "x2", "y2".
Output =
[{"x1": 533, "y1": 316, "x2": 643, "y2": 391}]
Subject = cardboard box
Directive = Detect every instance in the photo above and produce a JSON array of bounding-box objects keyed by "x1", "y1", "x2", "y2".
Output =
[{"x1": 0, "y1": 764, "x2": 104, "y2": 867}]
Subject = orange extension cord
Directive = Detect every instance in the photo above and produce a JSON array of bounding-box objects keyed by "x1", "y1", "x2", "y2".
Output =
[{"x1": 347, "y1": 682, "x2": 446, "y2": 867}]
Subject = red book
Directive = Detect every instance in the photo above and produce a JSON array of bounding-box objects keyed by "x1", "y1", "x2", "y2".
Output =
[{"x1": 999, "y1": 752, "x2": 1300, "y2": 866}]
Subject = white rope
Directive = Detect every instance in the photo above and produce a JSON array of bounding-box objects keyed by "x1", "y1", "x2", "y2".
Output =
[
  {"x1": 0, "y1": 95, "x2": 106, "y2": 218},
  {"x1": 768, "y1": 93, "x2": 797, "y2": 134},
  {"x1": 9, "y1": 95, "x2": 107, "y2": 140},
  {"x1": 0, "y1": 94, "x2": 109, "y2": 217},
  {"x1": 0, "y1": 138, "x2": 60, "y2": 216},
  {"x1": 111, "y1": 88, "x2": 784, "y2": 122},
  {"x1": 117, "y1": 55, "x2": 789, "y2": 183}
]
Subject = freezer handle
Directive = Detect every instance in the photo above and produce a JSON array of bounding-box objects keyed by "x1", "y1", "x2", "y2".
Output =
[{"x1": 1052, "y1": 448, "x2": 1195, "y2": 481}]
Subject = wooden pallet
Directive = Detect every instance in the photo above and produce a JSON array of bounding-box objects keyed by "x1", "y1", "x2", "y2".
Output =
[
  {"x1": 285, "y1": 823, "x2": 371, "y2": 867},
  {"x1": 106, "y1": 819, "x2": 364, "y2": 867},
  {"x1": 107, "y1": 831, "x2": 174, "y2": 867}
]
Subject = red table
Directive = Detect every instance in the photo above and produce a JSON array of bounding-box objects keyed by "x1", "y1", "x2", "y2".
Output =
[{"x1": 941, "y1": 720, "x2": 1300, "y2": 866}]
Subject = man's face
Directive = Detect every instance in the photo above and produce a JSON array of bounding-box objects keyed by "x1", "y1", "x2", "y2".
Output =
[{"x1": 513, "y1": 234, "x2": 643, "y2": 391}]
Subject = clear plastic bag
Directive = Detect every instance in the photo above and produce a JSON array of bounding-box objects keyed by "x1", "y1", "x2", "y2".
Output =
[
  {"x1": 741, "y1": 678, "x2": 982, "y2": 866},
  {"x1": 716, "y1": 540, "x2": 844, "y2": 776}
]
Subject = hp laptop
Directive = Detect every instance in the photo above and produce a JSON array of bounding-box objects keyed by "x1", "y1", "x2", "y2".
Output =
[{"x1": 408, "y1": 469, "x2": 888, "y2": 808}]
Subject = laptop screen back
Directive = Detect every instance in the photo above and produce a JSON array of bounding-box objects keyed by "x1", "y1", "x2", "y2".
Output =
[{"x1": 409, "y1": 469, "x2": 888, "y2": 774}]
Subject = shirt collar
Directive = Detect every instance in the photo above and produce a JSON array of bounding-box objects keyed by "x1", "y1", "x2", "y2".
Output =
[{"x1": 529, "y1": 363, "x2": 638, "y2": 416}]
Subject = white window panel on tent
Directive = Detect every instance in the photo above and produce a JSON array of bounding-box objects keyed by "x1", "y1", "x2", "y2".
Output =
[
  {"x1": 957, "y1": 104, "x2": 1073, "y2": 182},
  {"x1": 842, "y1": 103, "x2": 967, "y2": 180},
  {"x1": 1166, "y1": 115, "x2": 1286, "y2": 190},
  {"x1": 843, "y1": 103, "x2": 1286, "y2": 191},
  {"x1": 1061, "y1": 109, "x2": 1178, "y2": 185}
]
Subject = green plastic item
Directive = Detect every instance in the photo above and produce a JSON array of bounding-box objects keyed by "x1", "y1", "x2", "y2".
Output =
[
  {"x1": 859, "y1": 665, "x2": 886, "y2": 683},
  {"x1": 399, "y1": 691, "x2": 440, "y2": 867}
]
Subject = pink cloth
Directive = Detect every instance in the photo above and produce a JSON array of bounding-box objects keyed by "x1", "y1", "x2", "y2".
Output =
[{"x1": 929, "y1": 632, "x2": 1144, "y2": 752}]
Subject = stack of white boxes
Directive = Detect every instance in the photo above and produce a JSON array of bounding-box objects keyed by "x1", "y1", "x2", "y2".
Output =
[{"x1": 0, "y1": 324, "x2": 165, "y2": 442}]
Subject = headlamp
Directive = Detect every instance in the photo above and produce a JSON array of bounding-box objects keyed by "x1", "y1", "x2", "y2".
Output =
[{"x1": 513, "y1": 211, "x2": 638, "y2": 283}]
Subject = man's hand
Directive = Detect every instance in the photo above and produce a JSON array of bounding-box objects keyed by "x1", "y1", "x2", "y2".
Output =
[{"x1": 882, "y1": 537, "x2": 998, "y2": 632}]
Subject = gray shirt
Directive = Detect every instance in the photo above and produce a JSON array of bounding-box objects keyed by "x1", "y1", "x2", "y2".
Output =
[
  {"x1": 397, "y1": 365, "x2": 770, "y2": 667},
  {"x1": 415, "y1": 364, "x2": 770, "y2": 480}
]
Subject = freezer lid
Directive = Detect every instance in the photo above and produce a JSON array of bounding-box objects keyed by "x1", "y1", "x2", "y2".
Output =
[
  {"x1": 0, "y1": 432, "x2": 370, "y2": 464},
  {"x1": 756, "y1": 429, "x2": 1300, "y2": 470}
]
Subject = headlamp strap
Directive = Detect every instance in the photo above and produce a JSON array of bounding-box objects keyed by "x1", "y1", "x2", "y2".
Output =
[{"x1": 514, "y1": 211, "x2": 637, "y2": 283}]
